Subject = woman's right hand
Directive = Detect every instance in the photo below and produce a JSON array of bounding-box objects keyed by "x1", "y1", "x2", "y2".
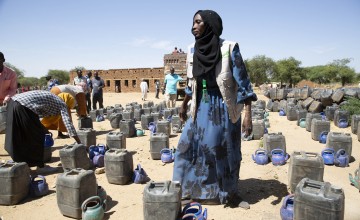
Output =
[{"x1": 179, "y1": 95, "x2": 191, "y2": 122}]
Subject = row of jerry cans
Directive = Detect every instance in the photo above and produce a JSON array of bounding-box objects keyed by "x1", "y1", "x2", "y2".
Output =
[{"x1": 280, "y1": 178, "x2": 345, "y2": 220}]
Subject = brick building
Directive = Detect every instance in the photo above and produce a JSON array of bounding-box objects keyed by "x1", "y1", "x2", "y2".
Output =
[{"x1": 69, "y1": 53, "x2": 187, "y2": 93}]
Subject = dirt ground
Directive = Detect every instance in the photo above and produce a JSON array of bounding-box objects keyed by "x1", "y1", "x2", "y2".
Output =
[{"x1": 0, "y1": 90, "x2": 359, "y2": 220}]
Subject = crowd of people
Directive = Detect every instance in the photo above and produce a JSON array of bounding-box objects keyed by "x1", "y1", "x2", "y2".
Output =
[{"x1": 1, "y1": 9, "x2": 257, "y2": 208}]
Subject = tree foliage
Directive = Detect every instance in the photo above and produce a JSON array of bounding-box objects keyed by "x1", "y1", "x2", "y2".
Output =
[
  {"x1": 47, "y1": 69, "x2": 70, "y2": 84},
  {"x1": 18, "y1": 77, "x2": 39, "y2": 87},
  {"x1": 275, "y1": 57, "x2": 304, "y2": 87},
  {"x1": 246, "y1": 55, "x2": 276, "y2": 86},
  {"x1": 328, "y1": 58, "x2": 356, "y2": 86},
  {"x1": 4, "y1": 62, "x2": 25, "y2": 78}
]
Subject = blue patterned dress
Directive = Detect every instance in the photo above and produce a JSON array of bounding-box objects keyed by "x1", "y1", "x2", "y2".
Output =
[{"x1": 172, "y1": 43, "x2": 257, "y2": 204}]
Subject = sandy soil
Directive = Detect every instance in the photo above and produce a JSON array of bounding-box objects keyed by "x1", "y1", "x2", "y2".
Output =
[{"x1": 0, "y1": 91, "x2": 359, "y2": 220}]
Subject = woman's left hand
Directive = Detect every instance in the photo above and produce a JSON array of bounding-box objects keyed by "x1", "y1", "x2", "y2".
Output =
[{"x1": 242, "y1": 111, "x2": 252, "y2": 136}]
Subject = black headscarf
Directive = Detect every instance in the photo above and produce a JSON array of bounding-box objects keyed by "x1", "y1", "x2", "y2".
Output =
[{"x1": 192, "y1": 10, "x2": 223, "y2": 78}]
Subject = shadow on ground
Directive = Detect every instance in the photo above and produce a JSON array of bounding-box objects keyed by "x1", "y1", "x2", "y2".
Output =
[{"x1": 238, "y1": 178, "x2": 288, "y2": 205}]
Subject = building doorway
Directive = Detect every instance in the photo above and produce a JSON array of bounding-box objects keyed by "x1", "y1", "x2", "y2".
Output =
[{"x1": 115, "y1": 80, "x2": 121, "y2": 93}]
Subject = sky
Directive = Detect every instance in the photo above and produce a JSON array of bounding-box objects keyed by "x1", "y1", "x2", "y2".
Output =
[{"x1": 0, "y1": 0, "x2": 359, "y2": 78}]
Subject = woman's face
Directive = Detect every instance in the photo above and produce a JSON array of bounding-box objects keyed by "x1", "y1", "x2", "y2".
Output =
[{"x1": 192, "y1": 14, "x2": 205, "y2": 38}]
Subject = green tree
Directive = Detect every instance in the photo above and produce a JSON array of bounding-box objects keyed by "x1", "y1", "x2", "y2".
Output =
[
  {"x1": 18, "y1": 77, "x2": 39, "y2": 87},
  {"x1": 4, "y1": 62, "x2": 25, "y2": 78},
  {"x1": 328, "y1": 58, "x2": 356, "y2": 86},
  {"x1": 47, "y1": 69, "x2": 70, "y2": 84},
  {"x1": 275, "y1": 57, "x2": 305, "y2": 87},
  {"x1": 305, "y1": 65, "x2": 334, "y2": 84},
  {"x1": 246, "y1": 55, "x2": 276, "y2": 86}
]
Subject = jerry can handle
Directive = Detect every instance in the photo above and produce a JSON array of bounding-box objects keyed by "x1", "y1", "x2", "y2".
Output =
[
  {"x1": 31, "y1": 175, "x2": 46, "y2": 184},
  {"x1": 81, "y1": 196, "x2": 102, "y2": 213},
  {"x1": 282, "y1": 194, "x2": 294, "y2": 208}
]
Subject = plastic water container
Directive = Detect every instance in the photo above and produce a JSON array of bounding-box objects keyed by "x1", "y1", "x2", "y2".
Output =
[
  {"x1": 296, "y1": 109, "x2": 308, "y2": 126},
  {"x1": 150, "y1": 133, "x2": 169, "y2": 160},
  {"x1": 263, "y1": 132, "x2": 286, "y2": 159},
  {"x1": 288, "y1": 151, "x2": 324, "y2": 193},
  {"x1": 125, "y1": 105, "x2": 134, "y2": 112},
  {"x1": 163, "y1": 109, "x2": 172, "y2": 120},
  {"x1": 151, "y1": 112, "x2": 162, "y2": 122},
  {"x1": 326, "y1": 132, "x2": 352, "y2": 157},
  {"x1": 294, "y1": 178, "x2": 344, "y2": 220},
  {"x1": 143, "y1": 107, "x2": 152, "y2": 115},
  {"x1": 78, "y1": 116, "x2": 93, "y2": 129},
  {"x1": 325, "y1": 105, "x2": 339, "y2": 121},
  {"x1": 286, "y1": 105, "x2": 298, "y2": 121},
  {"x1": 122, "y1": 110, "x2": 134, "y2": 120},
  {"x1": 89, "y1": 109, "x2": 99, "y2": 122},
  {"x1": 305, "y1": 113, "x2": 322, "y2": 132},
  {"x1": 308, "y1": 100, "x2": 323, "y2": 113},
  {"x1": 141, "y1": 114, "x2": 154, "y2": 130},
  {"x1": 255, "y1": 100, "x2": 266, "y2": 110},
  {"x1": 0, "y1": 162, "x2": 30, "y2": 205},
  {"x1": 109, "y1": 113, "x2": 122, "y2": 129},
  {"x1": 311, "y1": 89, "x2": 322, "y2": 100},
  {"x1": 300, "y1": 87, "x2": 312, "y2": 100},
  {"x1": 143, "y1": 181, "x2": 182, "y2": 220},
  {"x1": 151, "y1": 106, "x2": 159, "y2": 113},
  {"x1": 0, "y1": 105, "x2": 7, "y2": 133},
  {"x1": 77, "y1": 128, "x2": 96, "y2": 148},
  {"x1": 156, "y1": 119, "x2": 171, "y2": 136},
  {"x1": 171, "y1": 114, "x2": 182, "y2": 131},
  {"x1": 272, "y1": 101, "x2": 280, "y2": 112},
  {"x1": 320, "y1": 89, "x2": 333, "y2": 107},
  {"x1": 134, "y1": 108, "x2": 144, "y2": 121},
  {"x1": 106, "y1": 131, "x2": 126, "y2": 149},
  {"x1": 311, "y1": 119, "x2": 330, "y2": 141},
  {"x1": 59, "y1": 144, "x2": 92, "y2": 171},
  {"x1": 269, "y1": 88, "x2": 277, "y2": 100},
  {"x1": 119, "y1": 119, "x2": 136, "y2": 138},
  {"x1": 266, "y1": 100, "x2": 274, "y2": 111},
  {"x1": 331, "y1": 89, "x2": 345, "y2": 103},
  {"x1": 302, "y1": 97, "x2": 314, "y2": 109},
  {"x1": 143, "y1": 101, "x2": 154, "y2": 108},
  {"x1": 276, "y1": 88, "x2": 288, "y2": 100},
  {"x1": 334, "y1": 109, "x2": 350, "y2": 127},
  {"x1": 104, "y1": 149, "x2": 133, "y2": 185},
  {"x1": 358, "y1": 123, "x2": 360, "y2": 142},
  {"x1": 252, "y1": 119, "x2": 265, "y2": 140},
  {"x1": 252, "y1": 109, "x2": 265, "y2": 120},
  {"x1": 56, "y1": 168, "x2": 97, "y2": 219},
  {"x1": 351, "y1": 115, "x2": 360, "y2": 134}
]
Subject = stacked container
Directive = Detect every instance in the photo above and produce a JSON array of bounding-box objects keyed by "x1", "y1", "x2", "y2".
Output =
[
  {"x1": 288, "y1": 151, "x2": 324, "y2": 193},
  {"x1": 109, "y1": 113, "x2": 122, "y2": 129},
  {"x1": 325, "y1": 105, "x2": 339, "y2": 121},
  {"x1": 104, "y1": 149, "x2": 133, "y2": 185}
]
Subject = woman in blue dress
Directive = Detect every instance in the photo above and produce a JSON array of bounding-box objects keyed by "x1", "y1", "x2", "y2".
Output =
[{"x1": 172, "y1": 10, "x2": 257, "y2": 206}]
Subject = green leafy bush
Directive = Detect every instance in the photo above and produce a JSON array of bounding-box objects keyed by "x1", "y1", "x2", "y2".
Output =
[{"x1": 340, "y1": 97, "x2": 360, "y2": 120}]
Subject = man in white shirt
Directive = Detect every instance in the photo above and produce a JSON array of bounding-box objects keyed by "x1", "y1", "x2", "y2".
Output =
[{"x1": 140, "y1": 79, "x2": 149, "y2": 101}]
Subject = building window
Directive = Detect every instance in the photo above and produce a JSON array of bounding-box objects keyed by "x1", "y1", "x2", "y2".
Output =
[
  {"x1": 106, "y1": 80, "x2": 110, "y2": 87},
  {"x1": 125, "y1": 80, "x2": 129, "y2": 87},
  {"x1": 132, "y1": 80, "x2": 136, "y2": 88}
]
